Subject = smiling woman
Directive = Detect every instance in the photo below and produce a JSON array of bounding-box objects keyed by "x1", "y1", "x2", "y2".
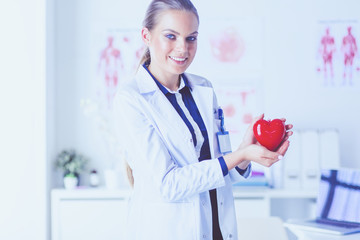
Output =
[
  {"x1": 142, "y1": 9, "x2": 198, "y2": 90},
  {"x1": 113, "y1": 0, "x2": 292, "y2": 240}
]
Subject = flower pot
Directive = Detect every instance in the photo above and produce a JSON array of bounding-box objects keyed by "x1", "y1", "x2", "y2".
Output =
[
  {"x1": 104, "y1": 169, "x2": 120, "y2": 189},
  {"x1": 63, "y1": 176, "x2": 78, "y2": 189}
]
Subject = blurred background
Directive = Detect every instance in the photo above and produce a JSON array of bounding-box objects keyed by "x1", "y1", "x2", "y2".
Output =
[{"x1": 1, "y1": 0, "x2": 359, "y2": 239}]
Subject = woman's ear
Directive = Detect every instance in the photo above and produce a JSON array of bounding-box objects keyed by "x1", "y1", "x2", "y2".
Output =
[{"x1": 141, "y1": 27, "x2": 151, "y2": 46}]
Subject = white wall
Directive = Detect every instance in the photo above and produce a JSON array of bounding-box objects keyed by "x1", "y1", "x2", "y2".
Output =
[
  {"x1": 53, "y1": 0, "x2": 150, "y2": 187},
  {"x1": 195, "y1": 0, "x2": 360, "y2": 168},
  {"x1": 0, "y1": 0, "x2": 48, "y2": 239},
  {"x1": 260, "y1": 0, "x2": 360, "y2": 169},
  {"x1": 53, "y1": 0, "x2": 360, "y2": 189}
]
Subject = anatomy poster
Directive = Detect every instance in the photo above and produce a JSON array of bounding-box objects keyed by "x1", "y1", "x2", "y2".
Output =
[
  {"x1": 92, "y1": 28, "x2": 145, "y2": 110},
  {"x1": 189, "y1": 17, "x2": 264, "y2": 82},
  {"x1": 82, "y1": 27, "x2": 145, "y2": 170},
  {"x1": 215, "y1": 83, "x2": 267, "y2": 179},
  {"x1": 316, "y1": 20, "x2": 360, "y2": 87},
  {"x1": 215, "y1": 84, "x2": 261, "y2": 148}
]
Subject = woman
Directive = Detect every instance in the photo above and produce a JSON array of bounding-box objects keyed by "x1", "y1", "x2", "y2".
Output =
[{"x1": 113, "y1": 0, "x2": 292, "y2": 239}]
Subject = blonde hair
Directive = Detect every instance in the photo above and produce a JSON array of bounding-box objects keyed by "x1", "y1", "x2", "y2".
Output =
[{"x1": 125, "y1": 160, "x2": 134, "y2": 187}]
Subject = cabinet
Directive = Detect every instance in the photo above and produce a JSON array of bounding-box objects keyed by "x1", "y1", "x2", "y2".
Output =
[
  {"x1": 51, "y1": 189, "x2": 130, "y2": 240},
  {"x1": 233, "y1": 187, "x2": 317, "y2": 221},
  {"x1": 51, "y1": 188, "x2": 317, "y2": 240}
]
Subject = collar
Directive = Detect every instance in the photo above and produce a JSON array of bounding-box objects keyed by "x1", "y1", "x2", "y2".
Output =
[{"x1": 142, "y1": 64, "x2": 192, "y2": 95}]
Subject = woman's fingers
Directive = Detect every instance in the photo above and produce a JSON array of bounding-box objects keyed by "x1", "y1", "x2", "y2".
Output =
[
  {"x1": 252, "y1": 113, "x2": 264, "y2": 124},
  {"x1": 241, "y1": 114, "x2": 264, "y2": 147},
  {"x1": 244, "y1": 144, "x2": 283, "y2": 168},
  {"x1": 285, "y1": 124, "x2": 293, "y2": 130},
  {"x1": 243, "y1": 117, "x2": 292, "y2": 167},
  {"x1": 284, "y1": 131, "x2": 293, "y2": 140},
  {"x1": 259, "y1": 151, "x2": 283, "y2": 167},
  {"x1": 277, "y1": 140, "x2": 290, "y2": 156},
  {"x1": 282, "y1": 124, "x2": 293, "y2": 147},
  {"x1": 279, "y1": 117, "x2": 292, "y2": 131}
]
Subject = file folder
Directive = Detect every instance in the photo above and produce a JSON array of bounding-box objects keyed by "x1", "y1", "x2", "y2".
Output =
[
  {"x1": 300, "y1": 130, "x2": 321, "y2": 190},
  {"x1": 283, "y1": 130, "x2": 302, "y2": 189},
  {"x1": 319, "y1": 129, "x2": 340, "y2": 169}
]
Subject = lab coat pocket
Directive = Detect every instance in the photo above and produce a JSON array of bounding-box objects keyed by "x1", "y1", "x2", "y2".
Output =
[{"x1": 140, "y1": 201, "x2": 196, "y2": 240}]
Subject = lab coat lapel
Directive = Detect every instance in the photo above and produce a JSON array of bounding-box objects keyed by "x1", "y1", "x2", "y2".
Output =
[
  {"x1": 135, "y1": 67, "x2": 198, "y2": 163},
  {"x1": 190, "y1": 84, "x2": 215, "y2": 158},
  {"x1": 149, "y1": 91, "x2": 191, "y2": 140}
]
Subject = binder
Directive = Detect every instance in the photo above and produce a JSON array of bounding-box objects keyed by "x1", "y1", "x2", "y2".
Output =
[
  {"x1": 269, "y1": 157, "x2": 284, "y2": 188},
  {"x1": 319, "y1": 129, "x2": 340, "y2": 169},
  {"x1": 283, "y1": 130, "x2": 302, "y2": 189},
  {"x1": 300, "y1": 130, "x2": 321, "y2": 190}
]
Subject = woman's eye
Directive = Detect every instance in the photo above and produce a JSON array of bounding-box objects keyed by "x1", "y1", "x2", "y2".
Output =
[
  {"x1": 186, "y1": 36, "x2": 197, "y2": 42},
  {"x1": 165, "y1": 34, "x2": 176, "y2": 40}
]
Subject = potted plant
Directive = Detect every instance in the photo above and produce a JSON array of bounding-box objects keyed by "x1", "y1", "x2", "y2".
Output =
[{"x1": 55, "y1": 149, "x2": 89, "y2": 189}]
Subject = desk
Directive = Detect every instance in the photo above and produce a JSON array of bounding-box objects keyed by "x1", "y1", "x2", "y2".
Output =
[{"x1": 285, "y1": 223, "x2": 360, "y2": 240}]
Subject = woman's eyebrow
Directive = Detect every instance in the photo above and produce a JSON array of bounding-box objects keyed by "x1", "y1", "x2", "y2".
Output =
[{"x1": 162, "y1": 29, "x2": 198, "y2": 35}]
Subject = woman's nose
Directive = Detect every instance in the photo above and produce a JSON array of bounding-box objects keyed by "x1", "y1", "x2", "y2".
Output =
[{"x1": 175, "y1": 39, "x2": 187, "y2": 52}]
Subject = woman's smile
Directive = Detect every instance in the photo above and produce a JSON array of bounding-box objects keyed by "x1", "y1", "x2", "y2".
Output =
[{"x1": 169, "y1": 55, "x2": 188, "y2": 64}]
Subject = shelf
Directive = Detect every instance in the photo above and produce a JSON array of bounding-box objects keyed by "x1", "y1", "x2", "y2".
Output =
[
  {"x1": 232, "y1": 187, "x2": 318, "y2": 199},
  {"x1": 52, "y1": 187, "x2": 317, "y2": 200},
  {"x1": 51, "y1": 187, "x2": 132, "y2": 200}
]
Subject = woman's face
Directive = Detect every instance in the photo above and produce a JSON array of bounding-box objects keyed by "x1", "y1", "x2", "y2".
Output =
[{"x1": 144, "y1": 10, "x2": 199, "y2": 81}]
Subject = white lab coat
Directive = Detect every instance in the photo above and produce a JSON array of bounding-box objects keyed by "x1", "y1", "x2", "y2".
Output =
[{"x1": 113, "y1": 66, "x2": 251, "y2": 240}]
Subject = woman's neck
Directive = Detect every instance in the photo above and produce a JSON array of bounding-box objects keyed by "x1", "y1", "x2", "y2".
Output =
[{"x1": 148, "y1": 64, "x2": 180, "y2": 91}]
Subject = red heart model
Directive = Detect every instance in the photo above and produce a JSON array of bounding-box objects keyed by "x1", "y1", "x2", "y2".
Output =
[{"x1": 253, "y1": 119, "x2": 285, "y2": 151}]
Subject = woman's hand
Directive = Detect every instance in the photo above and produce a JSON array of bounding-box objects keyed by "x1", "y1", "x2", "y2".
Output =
[
  {"x1": 239, "y1": 114, "x2": 293, "y2": 149},
  {"x1": 276, "y1": 117, "x2": 293, "y2": 155},
  {"x1": 238, "y1": 114, "x2": 264, "y2": 149},
  {"x1": 233, "y1": 114, "x2": 293, "y2": 169},
  {"x1": 239, "y1": 141, "x2": 289, "y2": 168},
  {"x1": 223, "y1": 143, "x2": 287, "y2": 171}
]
